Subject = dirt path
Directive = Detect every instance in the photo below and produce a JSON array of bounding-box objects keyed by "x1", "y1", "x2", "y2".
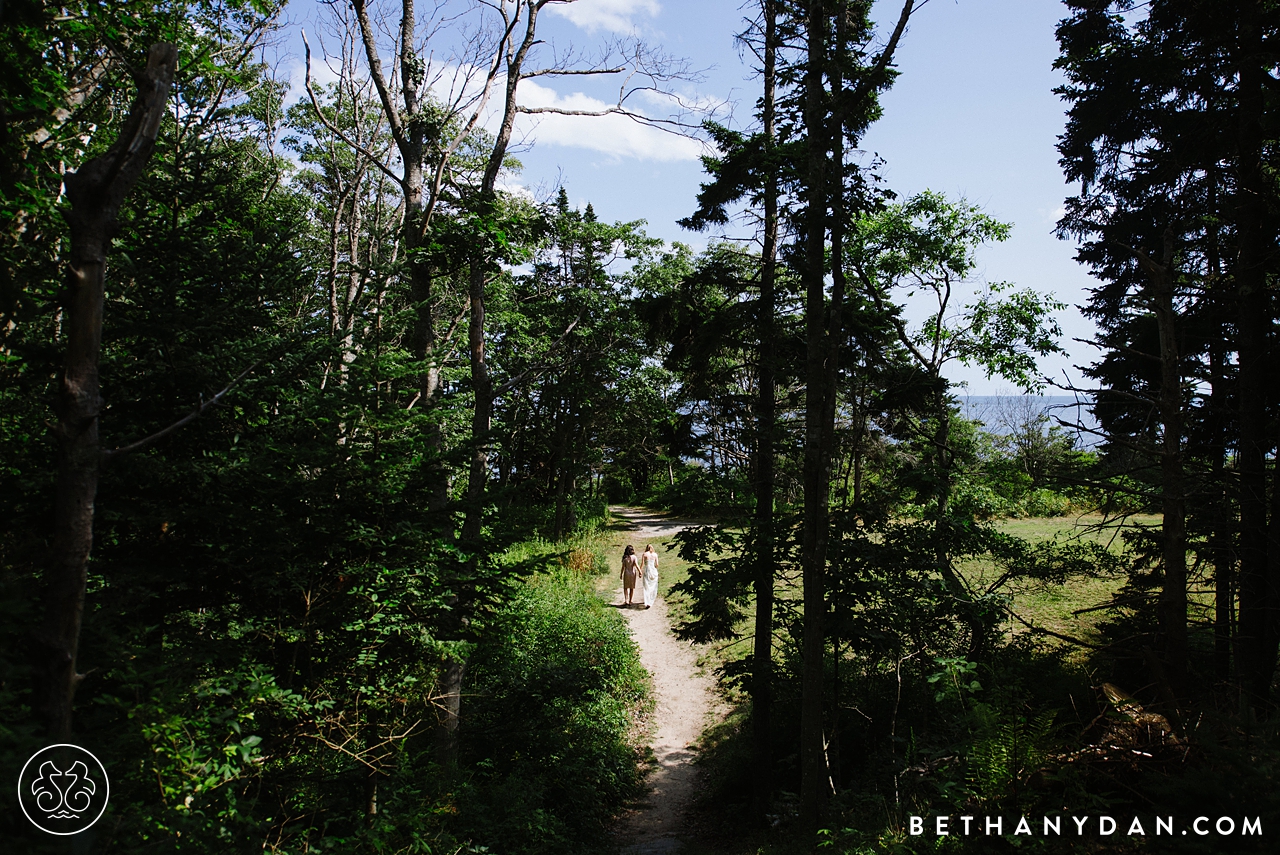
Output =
[{"x1": 609, "y1": 506, "x2": 720, "y2": 855}]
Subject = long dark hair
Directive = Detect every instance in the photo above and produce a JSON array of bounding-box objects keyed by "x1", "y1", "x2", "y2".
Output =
[{"x1": 623, "y1": 545, "x2": 635, "y2": 558}]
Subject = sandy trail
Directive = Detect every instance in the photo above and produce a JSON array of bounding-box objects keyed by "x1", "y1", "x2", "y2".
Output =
[{"x1": 609, "y1": 506, "x2": 719, "y2": 855}]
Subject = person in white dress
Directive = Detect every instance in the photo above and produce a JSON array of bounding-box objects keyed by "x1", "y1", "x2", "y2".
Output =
[{"x1": 640, "y1": 544, "x2": 659, "y2": 609}]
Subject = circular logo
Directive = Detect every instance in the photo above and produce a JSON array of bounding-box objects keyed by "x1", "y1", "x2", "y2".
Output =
[{"x1": 17, "y1": 744, "x2": 110, "y2": 835}]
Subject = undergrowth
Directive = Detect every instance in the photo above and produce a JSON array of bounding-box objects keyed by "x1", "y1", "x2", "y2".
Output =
[{"x1": 458, "y1": 564, "x2": 650, "y2": 854}]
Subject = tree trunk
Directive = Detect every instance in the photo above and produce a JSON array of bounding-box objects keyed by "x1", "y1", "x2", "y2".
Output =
[
  {"x1": 340, "y1": 168, "x2": 366, "y2": 381},
  {"x1": 433, "y1": 657, "x2": 465, "y2": 767},
  {"x1": 1146, "y1": 236, "x2": 1187, "y2": 695},
  {"x1": 435, "y1": 256, "x2": 491, "y2": 764},
  {"x1": 751, "y1": 0, "x2": 779, "y2": 819},
  {"x1": 928, "y1": 390, "x2": 980, "y2": 654},
  {"x1": 410, "y1": 257, "x2": 450, "y2": 511},
  {"x1": 350, "y1": 0, "x2": 448, "y2": 507},
  {"x1": 41, "y1": 43, "x2": 177, "y2": 739},
  {"x1": 1206, "y1": 172, "x2": 1233, "y2": 682},
  {"x1": 406, "y1": 147, "x2": 450, "y2": 512},
  {"x1": 799, "y1": 0, "x2": 830, "y2": 830},
  {"x1": 818, "y1": 3, "x2": 849, "y2": 800},
  {"x1": 459, "y1": 0, "x2": 540, "y2": 544},
  {"x1": 1234, "y1": 0, "x2": 1274, "y2": 709},
  {"x1": 462, "y1": 258, "x2": 492, "y2": 547},
  {"x1": 553, "y1": 416, "x2": 571, "y2": 540},
  {"x1": 448, "y1": 0, "x2": 545, "y2": 761},
  {"x1": 1211, "y1": 311, "x2": 1233, "y2": 681}
]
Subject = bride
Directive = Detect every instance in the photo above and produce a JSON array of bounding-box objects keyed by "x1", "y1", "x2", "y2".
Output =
[{"x1": 640, "y1": 544, "x2": 659, "y2": 609}]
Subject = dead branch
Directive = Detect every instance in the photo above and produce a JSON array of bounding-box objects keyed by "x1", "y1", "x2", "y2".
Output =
[
  {"x1": 102, "y1": 360, "x2": 261, "y2": 462},
  {"x1": 302, "y1": 30, "x2": 403, "y2": 187}
]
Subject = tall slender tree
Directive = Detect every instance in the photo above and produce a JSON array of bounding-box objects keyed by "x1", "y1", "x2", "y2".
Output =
[
  {"x1": 1056, "y1": 0, "x2": 1280, "y2": 704},
  {"x1": 796, "y1": 0, "x2": 916, "y2": 828},
  {"x1": 42, "y1": 43, "x2": 178, "y2": 738},
  {"x1": 680, "y1": 0, "x2": 787, "y2": 816},
  {"x1": 683, "y1": 0, "x2": 917, "y2": 824}
]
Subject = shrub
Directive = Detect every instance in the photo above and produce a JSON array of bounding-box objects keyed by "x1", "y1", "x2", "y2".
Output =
[
  {"x1": 1021, "y1": 487, "x2": 1073, "y2": 517},
  {"x1": 459, "y1": 571, "x2": 649, "y2": 854}
]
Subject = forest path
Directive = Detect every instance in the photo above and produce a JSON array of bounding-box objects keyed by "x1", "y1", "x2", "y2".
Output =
[{"x1": 608, "y1": 506, "x2": 721, "y2": 855}]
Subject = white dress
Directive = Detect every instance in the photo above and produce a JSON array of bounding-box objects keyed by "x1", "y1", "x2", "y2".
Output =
[{"x1": 641, "y1": 553, "x2": 659, "y2": 608}]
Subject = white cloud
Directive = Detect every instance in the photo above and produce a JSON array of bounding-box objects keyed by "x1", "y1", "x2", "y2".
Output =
[
  {"x1": 280, "y1": 53, "x2": 704, "y2": 164},
  {"x1": 547, "y1": 0, "x2": 661, "y2": 35},
  {"x1": 497, "y1": 177, "x2": 537, "y2": 202},
  {"x1": 513, "y1": 78, "x2": 703, "y2": 162}
]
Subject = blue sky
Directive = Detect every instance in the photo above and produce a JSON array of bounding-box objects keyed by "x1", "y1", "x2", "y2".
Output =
[{"x1": 278, "y1": 0, "x2": 1095, "y2": 394}]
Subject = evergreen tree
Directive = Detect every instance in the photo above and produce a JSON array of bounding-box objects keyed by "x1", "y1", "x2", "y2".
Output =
[{"x1": 1056, "y1": 0, "x2": 1280, "y2": 702}]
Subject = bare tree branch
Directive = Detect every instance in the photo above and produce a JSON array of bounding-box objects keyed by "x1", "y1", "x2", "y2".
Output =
[
  {"x1": 302, "y1": 30, "x2": 404, "y2": 187},
  {"x1": 844, "y1": 0, "x2": 917, "y2": 115},
  {"x1": 349, "y1": 0, "x2": 408, "y2": 150},
  {"x1": 102, "y1": 361, "x2": 261, "y2": 462},
  {"x1": 521, "y1": 65, "x2": 627, "y2": 78}
]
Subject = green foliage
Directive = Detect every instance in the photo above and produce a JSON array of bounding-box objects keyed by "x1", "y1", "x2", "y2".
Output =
[
  {"x1": 646, "y1": 462, "x2": 751, "y2": 516},
  {"x1": 669, "y1": 524, "x2": 753, "y2": 644},
  {"x1": 491, "y1": 188, "x2": 666, "y2": 539},
  {"x1": 926, "y1": 657, "x2": 981, "y2": 705},
  {"x1": 849, "y1": 191, "x2": 1064, "y2": 394},
  {"x1": 460, "y1": 571, "x2": 648, "y2": 854},
  {"x1": 9, "y1": 0, "x2": 1274, "y2": 852},
  {"x1": 964, "y1": 705, "x2": 1056, "y2": 805}
]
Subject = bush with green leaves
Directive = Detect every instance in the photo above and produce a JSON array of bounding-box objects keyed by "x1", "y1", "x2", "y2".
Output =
[{"x1": 458, "y1": 571, "x2": 649, "y2": 854}]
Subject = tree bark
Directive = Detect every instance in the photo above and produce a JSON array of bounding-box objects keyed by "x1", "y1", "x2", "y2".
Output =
[
  {"x1": 41, "y1": 43, "x2": 178, "y2": 739},
  {"x1": 1206, "y1": 171, "x2": 1233, "y2": 682},
  {"x1": 460, "y1": 0, "x2": 541, "y2": 544},
  {"x1": 350, "y1": 0, "x2": 448, "y2": 506},
  {"x1": 347, "y1": 0, "x2": 475, "y2": 764},
  {"x1": 449, "y1": 0, "x2": 544, "y2": 762},
  {"x1": 1234, "y1": 0, "x2": 1275, "y2": 708},
  {"x1": 1142, "y1": 234, "x2": 1187, "y2": 695},
  {"x1": 793, "y1": 1, "x2": 916, "y2": 821},
  {"x1": 751, "y1": 0, "x2": 779, "y2": 820},
  {"x1": 462, "y1": 257, "x2": 492, "y2": 546},
  {"x1": 1210, "y1": 300, "x2": 1234, "y2": 681},
  {"x1": 821, "y1": 3, "x2": 849, "y2": 795},
  {"x1": 433, "y1": 657, "x2": 465, "y2": 767},
  {"x1": 799, "y1": 0, "x2": 830, "y2": 831},
  {"x1": 410, "y1": 259, "x2": 450, "y2": 511}
]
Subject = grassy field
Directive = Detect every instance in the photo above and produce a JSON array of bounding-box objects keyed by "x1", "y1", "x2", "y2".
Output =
[
  {"x1": 593, "y1": 513, "x2": 699, "y2": 604},
  {"x1": 585, "y1": 509, "x2": 1164, "y2": 679},
  {"x1": 980, "y1": 514, "x2": 1160, "y2": 646},
  {"x1": 581, "y1": 510, "x2": 1173, "y2": 853}
]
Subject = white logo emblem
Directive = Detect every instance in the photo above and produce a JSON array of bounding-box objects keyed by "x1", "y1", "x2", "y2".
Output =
[{"x1": 18, "y1": 744, "x2": 110, "y2": 835}]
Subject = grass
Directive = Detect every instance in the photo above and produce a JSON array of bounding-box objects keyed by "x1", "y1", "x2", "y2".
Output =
[
  {"x1": 593, "y1": 510, "x2": 699, "y2": 610},
  {"x1": 590, "y1": 508, "x2": 1162, "y2": 671},
  {"x1": 578, "y1": 509, "x2": 1179, "y2": 855},
  {"x1": 994, "y1": 513, "x2": 1160, "y2": 544},
  {"x1": 977, "y1": 514, "x2": 1161, "y2": 647},
  {"x1": 578, "y1": 510, "x2": 1205, "y2": 855}
]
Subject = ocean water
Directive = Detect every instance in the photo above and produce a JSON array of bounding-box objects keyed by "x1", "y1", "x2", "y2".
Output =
[{"x1": 958, "y1": 396, "x2": 1100, "y2": 448}]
